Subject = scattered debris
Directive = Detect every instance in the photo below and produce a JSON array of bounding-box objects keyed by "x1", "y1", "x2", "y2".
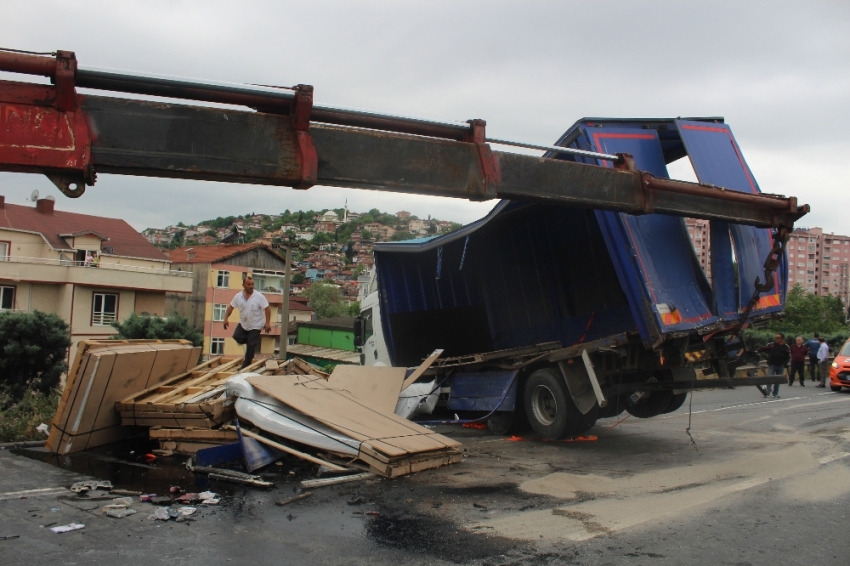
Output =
[
  {"x1": 275, "y1": 492, "x2": 313, "y2": 506},
  {"x1": 50, "y1": 523, "x2": 85, "y2": 533},
  {"x1": 105, "y1": 508, "x2": 138, "y2": 519},
  {"x1": 70, "y1": 480, "x2": 113, "y2": 493},
  {"x1": 139, "y1": 494, "x2": 157, "y2": 502},
  {"x1": 110, "y1": 489, "x2": 141, "y2": 496},
  {"x1": 186, "y1": 458, "x2": 273, "y2": 488},
  {"x1": 36, "y1": 423, "x2": 49, "y2": 435},
  {"x1": 1, "y1": 535, "x2": 20, "y2": 541}
]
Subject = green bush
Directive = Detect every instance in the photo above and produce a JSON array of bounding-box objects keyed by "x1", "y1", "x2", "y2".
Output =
[
  {"x1": 0, "y1": 387, "x2": 60, "y2": 443},
  {"x1": 0, "y1": 311, "x2": 70, "y2": 403},
  {"x1": 112, "y1": 312, "x2": 204, "y2": 347}
]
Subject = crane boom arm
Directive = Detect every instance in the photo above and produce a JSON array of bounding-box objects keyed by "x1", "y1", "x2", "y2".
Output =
[{"x1": 0, "y1": 50, "x2": 807, "y2": 228}]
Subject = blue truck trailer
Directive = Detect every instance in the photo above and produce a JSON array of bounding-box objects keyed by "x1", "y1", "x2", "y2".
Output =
[{"x1": 359, "y1": 117, "x2": 795, "y2": 439}]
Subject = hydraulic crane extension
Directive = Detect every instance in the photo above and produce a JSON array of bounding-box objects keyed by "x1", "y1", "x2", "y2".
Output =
[{"x1": 0, "y1": 49, "x2": 807, "y2": 229}]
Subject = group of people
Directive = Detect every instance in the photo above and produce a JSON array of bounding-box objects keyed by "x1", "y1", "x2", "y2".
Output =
[{"x1": 757, "y1": 332, "x2": 831, "y2": 398}]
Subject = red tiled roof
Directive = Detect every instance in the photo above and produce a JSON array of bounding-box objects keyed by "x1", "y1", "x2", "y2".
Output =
[
  {"x1": 0, "y1": 199, "x2": 167, "y2": 261},
  {"x1": 289, "y1": 299, "x2": 314, "y2": 311},
  {"x1": 167, "y1": 243, "x2": 286, "y2": 264}
]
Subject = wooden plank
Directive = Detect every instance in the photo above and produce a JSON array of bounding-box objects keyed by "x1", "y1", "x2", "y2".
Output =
[
  {"x1": 116, "y1": 357, "x2": 219, "y2": 407},
  {"x1": 300, "y1": 473, "x2": 376, "y2": 489},
  {"x1": 401, "y1": 348, "x2": 444, "y2": 390},
  {"x1": 89, "y1": 349, "x2": 158, "y2": 434},
  {"x1": 146, "y1": 347, "x2": 195, "y2": 389},
  {"x1": 222, "y1": 425, "x2": 348, "y2": 471},
  {"x1": 149, "y1": 427, "x2": 238, "y2": 441},
  {"x1": 327, "y1": 365, "x2": 407, "y2": 414},
  {"x1": 144, "y1": 357, "x2": 243, "y2": 403}
]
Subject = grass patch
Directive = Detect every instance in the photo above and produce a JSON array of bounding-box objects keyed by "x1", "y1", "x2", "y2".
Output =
[{"x1": 0, "y1": 388, "x2": 60, "y2": 443}]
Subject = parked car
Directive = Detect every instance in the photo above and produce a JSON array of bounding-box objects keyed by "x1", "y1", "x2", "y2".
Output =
[{"x1": 829, "y1": 338, "x2": 850, "y2": 392}]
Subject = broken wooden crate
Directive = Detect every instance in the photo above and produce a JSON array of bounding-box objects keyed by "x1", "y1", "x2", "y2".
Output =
[
  {"x1": 148, "y1": 426, "x2": 240, "y2": 455},
  {"x1": 46, "y1": 339, "x2": 201, "y2": 454},
  {"x1": 121, "y1": 356, "x2": 330, "y2": 430}
]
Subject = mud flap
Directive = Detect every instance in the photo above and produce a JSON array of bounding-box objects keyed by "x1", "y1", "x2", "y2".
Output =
[{"x1": 557, "y1": 360, "x2": 597, "y2": 415}]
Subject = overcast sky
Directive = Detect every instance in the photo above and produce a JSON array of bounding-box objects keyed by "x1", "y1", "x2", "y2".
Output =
[{"x1": 2, "y1": 1, "x2": 848, "y2": 232}]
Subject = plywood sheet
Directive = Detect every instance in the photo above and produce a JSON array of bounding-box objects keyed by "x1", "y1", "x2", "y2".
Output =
[
  {"x1": 327, "y1": 365, "x2": 406, "y2": 414},
  {"x1": 46, "y1": 340, "x2": 197, "y2": 453}
]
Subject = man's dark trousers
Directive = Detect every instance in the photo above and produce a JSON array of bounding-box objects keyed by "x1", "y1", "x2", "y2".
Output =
[
  {"x1": 789, "y1": 362, "x2": 806, "y2": 385},
  {"x1": 808, "y1": 354, "x2": 819, "y2": 382}
]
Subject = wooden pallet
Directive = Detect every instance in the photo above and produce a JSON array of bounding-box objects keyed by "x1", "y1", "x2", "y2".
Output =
[{"x1": 119, "y1": 356, "x2": 329, "y2": 428}]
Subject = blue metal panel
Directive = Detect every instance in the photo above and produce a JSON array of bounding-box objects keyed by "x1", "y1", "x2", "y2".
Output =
[
  {"x1": 581, "y1": 127, "x2": 717, "y2": 344},
  {"x1": 675, "y1": 120, "x2": 786, "y2": 317},
  {"x1": 447, "y1": 371, "x2": 517, "y2": 412},
  {"x1": 375, "y1": 202, "x2": 636, "y2": 366}
]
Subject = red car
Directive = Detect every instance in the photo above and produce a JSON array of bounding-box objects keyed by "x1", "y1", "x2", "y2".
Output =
[{"x1": 829, "y1": 338, "x2": 850, "y2": 392}]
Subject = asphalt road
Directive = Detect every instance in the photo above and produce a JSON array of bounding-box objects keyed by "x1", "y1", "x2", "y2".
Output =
[{"x1": 1, "y1": 384, "x2": 848, "y2": 566}]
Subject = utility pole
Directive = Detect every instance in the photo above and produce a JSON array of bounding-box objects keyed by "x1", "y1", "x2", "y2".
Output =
[{"x1": 277, "y1": 246, "x2": 292, "y2": 360}]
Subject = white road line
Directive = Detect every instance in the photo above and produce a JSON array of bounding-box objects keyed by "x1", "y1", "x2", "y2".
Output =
[
  {"x1": 655, "y1": 392, "x2": 848, "y2": 420},
  {"x1": 818, "y1": 452, "x2": 850, "y2": 465},
  {"x1": 0, "y1": 487, "x2": 67, "y2": 500}
]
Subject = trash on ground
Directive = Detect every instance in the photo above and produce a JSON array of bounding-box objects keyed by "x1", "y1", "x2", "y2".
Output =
[
  {"x1": 105, "y1": 508, "x2": 138, "y2": 518},
  {"x1": 50, "y1": 523, "x2": 85, "y2": 533},
  {"x1": 70, "y1": 480, "x2": 113, "y2": 493},
  {"x1": 186, "y1": 458, "x2": 273, "y2": 488},
  {"x1": 151, "y1": 508, "x2": 171, "y2": 521},
  {"x1": 36, "y1": 423, "x2": 49, "y2": 435},
  {"x1": 1, "y1": 534, "x2": 21, "y2": 540},
  {"x1": 110, "y1": 489, "x2": 141, "y2": 496}
]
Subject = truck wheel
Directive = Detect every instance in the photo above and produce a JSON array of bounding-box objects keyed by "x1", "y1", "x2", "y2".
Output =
[
  {"x1": 523, "y1": 368, "x2": 580, "y2": 439},
  {"x1": 486, "y1": 411, "x2": 527, "y2": 435},
  {"x1": 662, "y1": 392, "x2": 689, "y2": 414},
  {"x1": 626, "y1": 390, "x2": 673, "y2": 419},
  {"x1": 574, "y1": 403, "x2": 600, "y2": 435},
  {"x1": 598, "y1": 394, "x2": 628, "y2": 418}
]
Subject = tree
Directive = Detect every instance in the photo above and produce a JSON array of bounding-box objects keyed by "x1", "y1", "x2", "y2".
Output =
[
  {"x1": 390, "y1": 231, "x2": 416, "y2": 241},
  {"x1": 303, "y1": 281, "x2": 348, "y2": 319},
  {"x1": 352, "y1": 263, "x2": 366, "y2": 279},
  {"x1": 347, "y1": 301, "x2": 361, "y2": 316},
  {"x1": 291, "y1": 273, "x2": 305, "y2": 285},
  {"x1": 0, "y1": 311, "x2": 70, "y2": 403},
  {"x1": 112, "y1": 312, "x2": 204, "y2": 347},
  {"x1": 361, "y1": 229, "x2": 372, "y2": 240},
  {"x1": 311, "y1": 232, "x2": 335, "y2": 245}
]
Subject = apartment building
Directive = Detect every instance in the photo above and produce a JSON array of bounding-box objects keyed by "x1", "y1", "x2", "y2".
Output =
[
  {"x1": 786, "y1": 227, "x2": 850, "y2": 302},
  {"x1": 0, "y1": 195, "x2": 193, "y2": 359},
  {"x1": 165, "y1": 243, "x2": 313, "y2": 359},
  {"x1": 685, "y1": 218, "x2": 712, "y2": 282}
]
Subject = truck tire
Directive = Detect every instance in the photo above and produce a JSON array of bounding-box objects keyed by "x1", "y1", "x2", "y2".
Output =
[
  {"x1": 486, "y1": 410, "x2": 528, "y2": 435},
  {"x1": 523, "y1": 368, "x2": 581, "y2": 439},
  {"x1": 598, "y1": 394, "x2": 628, "y2": 418},
  {"x1": 626, "y1": 390, "x2": 673, "y2": 419},
  {"x1": 574, "y1": 403, "x2": 600, "y2": 435},
  {"x1": 662, "y1": 392, "x2": 689, "y2": 414}
]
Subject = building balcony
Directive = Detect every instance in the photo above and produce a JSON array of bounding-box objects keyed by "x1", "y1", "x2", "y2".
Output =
[{"x1": 0, "y1": 256, "x2": 193, "y2": 293}]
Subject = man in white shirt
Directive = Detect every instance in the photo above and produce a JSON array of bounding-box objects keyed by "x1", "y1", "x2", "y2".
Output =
[
  {"x1": 815, "y1": 337, "x2": 830, "y2": 388},
  {"x1": 223, "y1": 275, "x2": 271, "y2": 368}
]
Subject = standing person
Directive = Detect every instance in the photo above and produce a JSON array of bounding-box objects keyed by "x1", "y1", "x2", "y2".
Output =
[
  {"x1": 222, "y1": 275, "x2": 271, "y2": 369},
  {"x1": 815, "y1": 336, "x2": 830, "y2": 388},
  {"x1": 788, "y1": 335, "x2": 808, "y2": 386},
  {"x1": 805, "y1": 333, "x2": 821, "y2": 384},
  {"x1": 758, "y1": 333, "x2": 791, "y2": 398}
]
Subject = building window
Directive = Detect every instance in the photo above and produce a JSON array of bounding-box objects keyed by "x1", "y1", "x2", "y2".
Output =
[
  {"x1": 216, "y1": 270, "x2": 230, "y2": 288},
  {"x1": 211, "y1": 338, "x2": 225, "y2": 355},
  {"x1": 92, "y1": 293, "x2": 118, "y2": 325},
  {"x1": 0, "y1": 286, "x2": 14, "y2": 310},
  {"x1": 213, "y1": 303, "x2": 227, "y2": 322},
  {"x1": 0, "y1": 241, "x2": 9, "y2": 261}
]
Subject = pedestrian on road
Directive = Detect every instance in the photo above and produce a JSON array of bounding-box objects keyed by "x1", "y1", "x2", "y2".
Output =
[
  {"x1": 788, "y1": 335, "x2": 808, "y2": 386},
  {"x1": 758, "y1": 333, "x2": 790, "y2": 398},
  {"x1": 223, "y1": 275, "x2": 271, "y2": 369},
  {"x1": 815, "y1": 336, "x2": 830, "y2": 388},
  {"x1": 805, "y1": 333, "x2": 821, "y2": 383}
]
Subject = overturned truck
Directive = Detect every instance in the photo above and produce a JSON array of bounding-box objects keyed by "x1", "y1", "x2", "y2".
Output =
[{"x1": 360, "y1": 118, "x2": 793, "y2": 439}]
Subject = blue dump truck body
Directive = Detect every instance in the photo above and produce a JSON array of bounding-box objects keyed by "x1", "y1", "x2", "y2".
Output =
[{"x1": 370, "y1": 117, "x2": 789, "y2": 438}]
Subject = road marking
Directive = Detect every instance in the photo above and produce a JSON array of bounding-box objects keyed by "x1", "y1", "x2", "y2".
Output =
[
  {"x1": 818, "y1": 452, "x2": 850, "y2": 465},
  {"x1": 0, "y1": 487, "x2": 67, "y2": 501},
  {"x1": 655, "y1": 392, "x2": 849, "y2": 420}
]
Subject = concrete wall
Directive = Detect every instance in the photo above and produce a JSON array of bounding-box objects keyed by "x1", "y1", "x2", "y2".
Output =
[
  {"x1": 134, "y1": 291, "x2": 166, "y2": 316},
  {"x1": 0, "y1": 229, "x2": 56, "y2": 259}
]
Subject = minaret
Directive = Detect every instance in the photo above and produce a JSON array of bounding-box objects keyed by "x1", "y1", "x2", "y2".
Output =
[{"x1": 344, "y1": 199, "x2": 349, "y2": 223}]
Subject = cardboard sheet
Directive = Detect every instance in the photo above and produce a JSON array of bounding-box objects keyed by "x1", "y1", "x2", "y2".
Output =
[
  {"x1": 246, "y1": 374, "x2": 460, "y2": 460},
  {"x1": 326, "y1": 365, "x2": 407, "y2": 414}
]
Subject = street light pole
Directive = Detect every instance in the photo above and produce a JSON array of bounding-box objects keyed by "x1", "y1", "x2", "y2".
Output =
[{"x1": 277, "y1": 246, "x2": 292, "y2": 360}]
